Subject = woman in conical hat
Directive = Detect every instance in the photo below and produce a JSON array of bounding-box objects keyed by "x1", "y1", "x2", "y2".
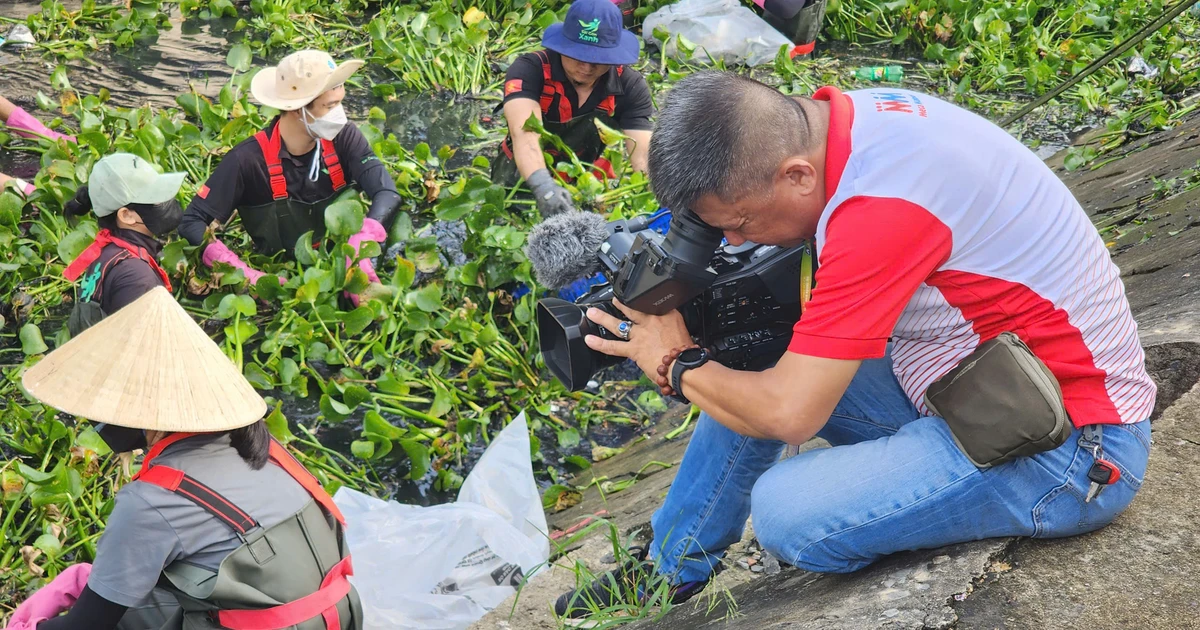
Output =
[{"x1": 19, "y1": 288, "x2": 362, "y2": 630}]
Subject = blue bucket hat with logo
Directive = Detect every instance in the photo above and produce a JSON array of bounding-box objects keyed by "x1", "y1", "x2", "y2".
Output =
[{"x1": 543, "y1": 0, "x2": 640, "y2": 66}]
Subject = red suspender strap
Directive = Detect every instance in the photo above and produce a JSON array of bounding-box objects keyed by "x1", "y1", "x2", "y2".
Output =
[
  {"x1": 268, "y1": 441, "x2": 346, "y2": 526},
  {"x1": 63, "y1": 230, "x2": 173, "y2": 291},
  {"x1": 131, "y1": 432, "x2": 200, "y2": 480},
  {"x1": 538, "y1": 52, "x2": 573, "y2": 122},
  {"x1": 598, "y1": 95, "x2": 616, "y2": 116},
  {"x1": 217, "y1": 556, "x2": 353, "y2": 630},
  {"x1": 320, "y1": 139, "x2": 346, "y2": 191},
  {"x1": 137, "y1": 465, "x2": 260, "y2": 534},
  {"x1": 254, "y1": 127, "x2": 289, "y2": 201}
]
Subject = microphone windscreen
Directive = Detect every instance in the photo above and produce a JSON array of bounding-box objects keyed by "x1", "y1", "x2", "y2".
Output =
[{"x1": 525, "y1": 211, "x2": 609, "y2": 290}]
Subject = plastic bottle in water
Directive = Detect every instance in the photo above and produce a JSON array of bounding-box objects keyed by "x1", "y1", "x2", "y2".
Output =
[{"x1": 854, "y1": 65, "x2": 904, "y2": 82}]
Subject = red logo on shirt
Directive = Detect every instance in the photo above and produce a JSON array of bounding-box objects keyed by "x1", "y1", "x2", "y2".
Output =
[
  {"x1": 871, "y1": 92, "x2": 928, "y2": 118},
  {"x1": 197, "y1": 185, "x2": 210, "y2": 199},
  {"x1": 505, "y1": 79, "x2": 523, "y2": 95}
]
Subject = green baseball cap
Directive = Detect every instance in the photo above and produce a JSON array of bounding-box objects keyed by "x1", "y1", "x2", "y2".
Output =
[{"x1": 88, "y1": 153, "x2": 185, "y2": 217}]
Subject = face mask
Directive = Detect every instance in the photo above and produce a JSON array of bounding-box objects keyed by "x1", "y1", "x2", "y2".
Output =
[
  {"x1": 96, "y1": 423, "x2": 147, "y2": 453},
  {"x1": 133, "y1": 199, "x2": 184, "y2": 238},
  {"x1": 301, "y1": 104, "x2": 347, "y2": 141}
]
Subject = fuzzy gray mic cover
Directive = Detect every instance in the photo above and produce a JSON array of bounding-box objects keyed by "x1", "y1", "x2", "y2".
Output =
[{"x1": 525, "y1": 211, "x2": 610, "y2": 289}]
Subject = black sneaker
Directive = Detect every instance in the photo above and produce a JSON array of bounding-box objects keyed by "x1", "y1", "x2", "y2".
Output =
[{"x1": 553, "y1": 547, "x2": 716, "y2": 621}]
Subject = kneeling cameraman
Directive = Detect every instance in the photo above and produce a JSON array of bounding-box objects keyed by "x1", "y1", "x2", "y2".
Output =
[{"x1": 553, "y1": 72, "x2": 1156, "y2": 619}]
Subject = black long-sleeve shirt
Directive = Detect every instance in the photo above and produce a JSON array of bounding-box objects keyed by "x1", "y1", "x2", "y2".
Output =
[
  {"x1": 96, "y1": 228, "x2": 165, "y2": 314},
  {"x1": 178, "y1": 119, "x2": 397, "y2": 246}
]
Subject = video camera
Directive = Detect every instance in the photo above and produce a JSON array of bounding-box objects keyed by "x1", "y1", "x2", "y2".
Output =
[{"x1": 536, "y1": 210, "x2": 809, "y2": 390}]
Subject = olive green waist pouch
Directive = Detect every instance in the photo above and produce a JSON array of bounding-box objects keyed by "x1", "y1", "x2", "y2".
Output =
[{"x1": 923, "y1": 332, "x2": 1072, "y2": 468}]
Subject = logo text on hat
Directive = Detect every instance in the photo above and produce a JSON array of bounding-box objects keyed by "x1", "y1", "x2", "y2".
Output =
[{"x1": 578, "y1": 18, "x2": 600, "y2": 43}]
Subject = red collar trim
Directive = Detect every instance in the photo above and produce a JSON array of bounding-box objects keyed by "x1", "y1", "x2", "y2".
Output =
[{"x1": 812, "y1": 86, "x2": 854, "y2": 202}]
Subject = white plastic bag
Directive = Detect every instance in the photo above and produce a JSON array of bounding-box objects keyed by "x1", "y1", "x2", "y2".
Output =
[
  {"x1": 334, "y1": 412, "x2": 550, "y2": 630},
  {"x1": 643, "y1": 0, "x2": 791, "y2": 67}
]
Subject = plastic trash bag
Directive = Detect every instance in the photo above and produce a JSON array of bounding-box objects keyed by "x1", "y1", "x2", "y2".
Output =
[
  {"x1": 643, "y1": 0, "x2": 792, "y2": 67},
  {"x1": 333, "y1": 412, "x2": 549, "y2": 630}
]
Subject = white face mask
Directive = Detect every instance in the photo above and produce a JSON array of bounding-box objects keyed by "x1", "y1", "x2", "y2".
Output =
[{"x1": 301, "y1": 104, "x2": 347, "y2": 141}]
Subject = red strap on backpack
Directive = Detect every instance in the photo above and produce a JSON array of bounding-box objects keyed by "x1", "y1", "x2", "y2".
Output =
[
  {"x1": 254, "y1": 127, "x2": 289, "y2": 201},
  {"x1": 64, "y1": 229, "x2": 173, "y2": 291}
]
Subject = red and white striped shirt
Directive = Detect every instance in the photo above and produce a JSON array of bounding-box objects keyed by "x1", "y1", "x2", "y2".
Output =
[{"x1": 790, "y1": 87, "x2": 1155, "y2": 426}]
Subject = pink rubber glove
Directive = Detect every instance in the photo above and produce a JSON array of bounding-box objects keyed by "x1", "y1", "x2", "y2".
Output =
[
  {"x1": 5, "y1": 563, "x2": 91, "y2": 630},
  {"x1": 6, "y1": 107, "x2": 76, "y2": 144},
  {"x1": 345, "y1": 218, "x2": 386, "y2": 306},
  {"x1": 202, "y1": 241, "x2": 282, "y2": 286}
]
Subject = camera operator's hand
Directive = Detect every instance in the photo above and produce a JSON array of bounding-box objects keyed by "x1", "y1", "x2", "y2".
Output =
[
  {"x1": 526, "y1": 168, "x2": 576, "y2": 217},
  {"x1": 584, "y1": 299, "x2": 694, "y2": 383}
]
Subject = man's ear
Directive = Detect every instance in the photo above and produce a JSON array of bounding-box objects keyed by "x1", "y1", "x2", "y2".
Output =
[{"x1": 780, "y1": 157, "x2": 819, "y2": 196}]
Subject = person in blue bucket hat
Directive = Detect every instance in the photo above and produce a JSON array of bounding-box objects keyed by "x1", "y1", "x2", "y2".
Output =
[{"x1": 493, "y1": 0, "x2": 655, "y2": 218}]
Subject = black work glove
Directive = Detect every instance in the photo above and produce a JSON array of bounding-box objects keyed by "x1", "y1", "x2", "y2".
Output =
[{"x1": 525, "y1": 168, "x2": 576, "y2": 218}]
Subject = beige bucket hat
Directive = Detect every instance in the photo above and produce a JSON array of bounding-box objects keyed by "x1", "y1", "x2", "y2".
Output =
[
  {"x1": 250, "y1": 49, "x2": 365, "y2": 111},
  {"x1": 22, "y1": 287, "x2": 267, "y2": 432}
]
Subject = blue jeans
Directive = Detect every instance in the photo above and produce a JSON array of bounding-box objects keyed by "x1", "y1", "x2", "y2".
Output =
[{"x1": 650, "y1": 354, "x2": 1151, "y2": 582}]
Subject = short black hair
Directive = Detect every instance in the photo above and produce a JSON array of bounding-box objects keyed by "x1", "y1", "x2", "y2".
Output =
[{"x1": 648, "y1": 72, "x2": 815, "y2": 213}]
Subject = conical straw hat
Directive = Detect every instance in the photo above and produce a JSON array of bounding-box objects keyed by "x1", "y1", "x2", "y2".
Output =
[{"x1": 22, "y1": 287, "x2": 266, "y2": 432}]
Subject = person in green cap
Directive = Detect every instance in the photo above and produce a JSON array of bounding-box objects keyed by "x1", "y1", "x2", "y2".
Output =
[
  {"x1": 494, "y1": 0, "x2": 654, "y2": 217},
  {"x1": 61, "y1": 152, "x2": 186, "y2": 337}
]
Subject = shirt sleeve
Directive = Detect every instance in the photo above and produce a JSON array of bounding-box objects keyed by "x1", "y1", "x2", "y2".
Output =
[
  {"x1": 615, "y1": 71, "x2": 654, "y2": 132},
  {"x1": 180, "y1": 149, "x2": 245, "y2": 245},
  {"x1": 789, "y1": 196, "x2": 953, "y2": 360},
  {"x1": 501, "y1": 54, "x2": 545, "y2": 105},
  {"x1": 87, "y1": 488, "x2": 184, "y2": 608},
  {"x1": 101, "y1": 259, "x2": 161, "y2": 315},
  {"x1": 336, "y1": 123, "x2": 396, "y2": 200}
]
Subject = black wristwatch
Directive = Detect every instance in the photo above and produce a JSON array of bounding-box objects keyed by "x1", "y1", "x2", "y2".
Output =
[{"x1": 670, "y1": 347, "x2": 710, "y2": 404}]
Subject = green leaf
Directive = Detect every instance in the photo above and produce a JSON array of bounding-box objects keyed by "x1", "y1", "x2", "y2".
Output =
[
  {"x1": 325, "y1": 198, "x2": 365, "y2": 236},
  {"x1": 541, "y1": 484, "x2": 582, "y2": 511},
  {"x1": 244, "y1": 363, "x2": 274, "y2": 389},
  {"x1": 294, "y1": 230, "x2": 317, "y2": 265},
  {"x1": 226, "y1": 42, "x2": 252, "y2": 72},
  {"x1": 75, "y1": 428, "x2": 111, "y2": 456},
  {"x1": 351, "y1": 440, "x2": 376, "y2": 460},
  {"x1": 57, "y1": 227, "x2": 94, "y2": 264},
  {"x1": 216, "y1": 294, "x2": 239, "y2": 320},
  {"x1": 343, "y1": 306, "x2": 374, "y2": 336},
  {"x1": 399, "y1": 439, "x2": 430, "y2": 480},
  {"x1": 556, "y1": 427, "x2": 581, "y2": 449},
  {"x1": 343, "y1": 384, "x2": 371, "y2": 409},
  {"x1": 254, "y1": 273, "x2": 281, "y2": 301},
  {"x1": 20, "y1": 324, "x2": 48, "y2": 355},
  {"x1": 364, "y1": 410, "x2": 405, "y2": 440},
  {"x1": 319, "y1": 394, "x2": 351, "y2": 421},
  {"x1": 297, "y1": 279, "x2": 321, "y2": 304},
  {"x1": 414, "y1": 284, "x2": 443, "y2": 312},
  {"x1": 35, "y1": 90, "x2": 55, "y2": 111},
  {"x1": 0, "y1": 192, "x2": 23, "y2": 228},
  {"x1": 429, "y1": 386, "x2": 453, "y2": 418},
  {"x1": 414, "y1": 142, "x2": 431, "y2": 162},
  {"x1": 265, "y1": 403, "x2": 296, "y2": 444},
  {"x1": 343, "y1": 266, "x2": 370, "y2": 295},
  {"x1": 391, "y1": 257, "x2": 416, "y2": 289},
  {"x1": 637, "y1": 390, "x2": 669, "y2": 414},
  {"x1": 592, "y1": 444, "x2": 624, "y2": 461},
  {"x1": 33, "y1": 533, "x2": 62, "y2": 559},
  {"x1": 564, "y1": 455, "x2": 591, "y2": 471},
  {"x1": 51, "y1": 65, "x2": 71, "y2": 92}
]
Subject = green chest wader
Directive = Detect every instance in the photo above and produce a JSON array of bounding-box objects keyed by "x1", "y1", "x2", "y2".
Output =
[
  {"x1": 492, "y1": 51, "x2": 622, "y2": 188},
  {"x1": 63, "y1": 231, "x2": 171, "y2": 337},
  {"x1": 241, "y1": 126, "x2": 348, "y2": 255},
  {"x1": 133, "y1": 434, "x2": 362, "y2": 630}
]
